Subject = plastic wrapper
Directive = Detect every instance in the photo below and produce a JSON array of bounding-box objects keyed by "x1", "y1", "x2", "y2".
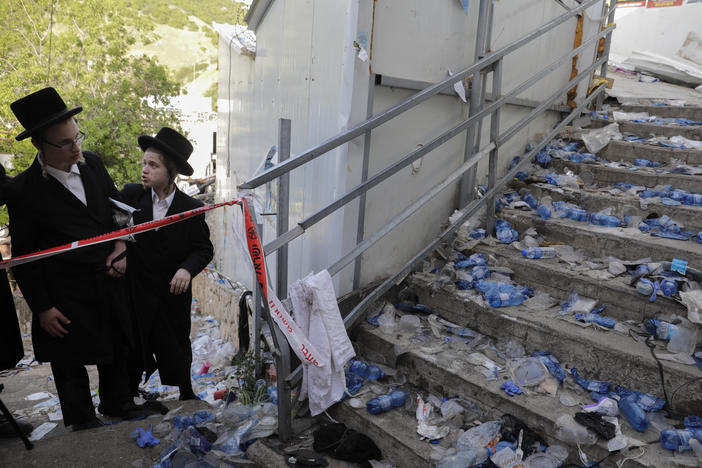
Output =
[{"x1": 581, "y1": 123, "x2": 622, "y2": 153}]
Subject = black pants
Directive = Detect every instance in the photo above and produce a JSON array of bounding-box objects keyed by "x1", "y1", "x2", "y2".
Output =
[{"x1": 51, "y1": 332, "x2": 130, "y2": 427}]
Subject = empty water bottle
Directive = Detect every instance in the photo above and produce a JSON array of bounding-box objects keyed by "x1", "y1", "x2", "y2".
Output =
[
  {"x1": 697, "y1": 232, "x2": 702, "y2": 244},
  {"x1": 615, "y1": 385, "x2": 665, "y2": 412},
  {"x1": 470, "y1": 228, "x2": 487, "y2": 239},
  {"x1": 660, "y1": 429, "x2": 702, "y2": 452},
  {"x1": 457, "y1": 420, "x2": 503, "y2": 450},
  {"x1": 536, "y1": 204, "x2": 551, "y2": 219},
  {"x1": 638, "y1": 222, "x2": 651, "y2": 233},
  {"x1": 668, "y1": 190, "x2": 687, "y2": 202},
  {"x1": 348, "y1": 360, "x2": 368, "y2": 377},
  {"x1": 575, "y1": 313, "x2": 616, "y2": 328},
  {"x1": 570, "y1": 368, "x2": 610, "y2": 393},
  {"x1": 475, "y1": 281, "x2": 517, "y2": 295},
  {"x1": 566, "y1": 207, "x2": 588, "y2": 222},
  {"x1": 634, "y1": 264, "x2": 650, "y2": 277},
  {"x1": 589, "y1": 213, "x2": 620, "y2": 227},
  {"x1": 660, "y1": 279, "x2": 678, "y2": 296},
  {"x1": 366, "y1": 390, "x2": 408, "y2": 414},
  {"x1": 471, "y1": 266, "x2": 490, "y2": 282},
  {"x1": 634, "y1": 158, "x2": 661, "y2": 168},
  {"x1": 519, "y1": 189, "x2": 538, "y2": 209},
  {"x1": 620, "y1": 395, "x2": 649, "y2": 432},
  {"x1": 644, "y1": 319, "x2": 697, "y2": 355},
  {"x1": 455, "y1": 253, "x2": 487, "y2": 269},
  {"x1": 495, "y1": 220, "x2": 519, "y2": 244},
  {"x1": 485, "y1": 290, "x2": 524, "y2": 308},
  {"x1": 685, "y1": 193, "x2": 702, "y2": 206},
  {"x1": 521, "y1": 247, "x2": 557, "y2": 259}
]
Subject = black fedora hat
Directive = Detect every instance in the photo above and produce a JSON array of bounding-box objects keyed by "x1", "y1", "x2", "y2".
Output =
[
  {"x1": 138, "y1": 127, "x2": 194, "y2": 176},
  {"x1": 10, "y1": 87, "x2": 82, "y2": 141}
]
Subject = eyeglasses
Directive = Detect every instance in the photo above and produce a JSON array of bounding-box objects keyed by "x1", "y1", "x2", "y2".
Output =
[{"x1": 42, "y1": 131, "x2": 86, "y2": 150}]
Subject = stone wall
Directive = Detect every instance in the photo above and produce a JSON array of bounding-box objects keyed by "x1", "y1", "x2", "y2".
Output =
[{"x1": 192, "y1": 271, "x2": 242, "y2": 352}]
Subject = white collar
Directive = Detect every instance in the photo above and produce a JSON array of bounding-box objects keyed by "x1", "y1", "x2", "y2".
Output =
[
  {"x1": 39, "y1": 153, "x2": 81, "y2": 179},
  {"x1": 152, "y1": 187, "x2": 176, "y2": 206}
]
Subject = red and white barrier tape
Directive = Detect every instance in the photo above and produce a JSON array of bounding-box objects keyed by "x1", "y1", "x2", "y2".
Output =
[{"x1": 2, "y1": 197, "x2": 325, "y2": 367}]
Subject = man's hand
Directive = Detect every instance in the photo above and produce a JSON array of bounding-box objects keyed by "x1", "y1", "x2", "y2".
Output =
[
  {"x1": 169, "y1": 268, "x2": 191, "y2": 295},
  {"x1": 106, "y1": 240, "x2": 127, "y2": 278},
  {"x1": 39, "y1": 307, "x2": 70, "y2": 338}
]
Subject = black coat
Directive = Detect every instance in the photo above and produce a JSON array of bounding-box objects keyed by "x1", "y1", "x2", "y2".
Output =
[
  {"x1": 5, "y1": 152, "x2": 131, "y2": 364},
  {"x1": 0, "y1": 167, "x2": 23, "y2": 371},
  {"x1": 120, "y1": 184, "x2": 213, "y2": 385}
]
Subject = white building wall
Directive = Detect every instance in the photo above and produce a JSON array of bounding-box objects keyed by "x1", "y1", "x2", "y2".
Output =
[
  {"x1": 611, "y1": 4, "x2": 702, "y2": 60},
  {"x1": 217, "y1": 0, "x2": 605, "y2": 296}
]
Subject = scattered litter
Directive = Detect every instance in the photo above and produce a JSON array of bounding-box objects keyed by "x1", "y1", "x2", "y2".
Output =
[{"x1": 28, "y1": 422, "x2": 57, "y2": 441}]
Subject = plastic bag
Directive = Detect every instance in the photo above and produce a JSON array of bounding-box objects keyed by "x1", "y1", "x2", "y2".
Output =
[
  {"x1": 581, "y1": 123, "x2": 622, "y2": 153},
  {"x1": 554, "y1": 414, "x2": 597, "y2": 445}
]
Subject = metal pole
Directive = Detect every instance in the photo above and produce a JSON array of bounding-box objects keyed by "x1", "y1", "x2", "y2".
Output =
[
  {"x1": 353, "y1": 73, "x2": 375, "y2": 290},
  {"x1": 254, "y1": 219, "x2": 263, "y2": 378},
  {"x1": 276, "y1": 119, "x2": 291, "y2": 298},
  {"x1": 458, "y1": 0, "x2": 490, "y2": 208},
  {"x1": 596, "y1": 3, "x2": 617, "y2": 109},
  {"x1": 485, "y1": 59, "x2": 502, "y2": 237}
]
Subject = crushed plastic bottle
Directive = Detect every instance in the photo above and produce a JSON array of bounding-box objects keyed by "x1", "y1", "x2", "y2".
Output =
[
  {"x1": 575, "y1": 313, "x2": 616, "y2": 328},
  {"x1": 457, "y1": 420, "x2": 502, "y2": 450},
  {"x1": 614, "y1": 385, "x2": 665, "y2": 412},
  {"x1": 519, "y1": 189, "x2": 539, "y2": 209},
  {"x1": 537, "y1": 204, "x2": 551, "y2": 219},
  {"x1": 366, "y1": 390, "x2": 408, "y2": 415},
  {"x1": 533, "y1": 352, "x2": 565, "y2": 383},
  {"x1": 589, "y1": 213, "x2": 620, "y2": 227},
  {"x1": 495, "y1": 219, "x2": 519, "y2": 244},
  {"x1": 659, "y1": 279, "x2": 678, "y2": 297},
  {"x1": 455, "y1": 253, "x2": 488, "y2": 269},
  {"x1": 485, "y1": 290, "x2": 523, "y2": 308},
  {"x1": 570, "y1": 368, "x2": 610, "y2": 393},
  {"x1": 660, "y1": 429, "x2": 702, "y2": 452},
  {"x1": 470, "y1": 228, "x2": 487, "y2": 239},
  {"x1": 521, "y1": 247, "x2": 556, "y2": 259},
  {"x1": 644, "y1": 319, "x2": 698, "y2": 355},
  {"x1": 620, "y1": 395, "x2": 649, "y2": 432}
]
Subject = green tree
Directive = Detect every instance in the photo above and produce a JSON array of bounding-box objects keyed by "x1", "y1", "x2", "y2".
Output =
[{"x1": 0, "y1": 0, "x2": 182, "y2": 188}]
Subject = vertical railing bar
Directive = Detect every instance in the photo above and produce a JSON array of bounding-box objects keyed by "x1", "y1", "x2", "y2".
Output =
[
  {"x1": 254, "y1": 218, "x2": 263, "y2": 378},
  {"x1": 276, "y1": 118, "x2": 291, "y2": 298},
  {"x1": 458, "y1": 0, "x2": 490, "y2": 208},
  {"x1": 353, "y1": 73, "x2": 376, "y2": 290},
  {"x1": 486, "y1": 58, "x2": 502, "y2": 237},
  {"x1": 596, "y1": 3, "x2": 617, "y2": 109}
]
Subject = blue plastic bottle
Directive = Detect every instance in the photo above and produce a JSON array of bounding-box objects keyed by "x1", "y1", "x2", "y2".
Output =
[
  {"x1": 661, "y1": 429, "x2": 702, "y2": 452},
  {"x1": 519, "y1": 190, "x2": 538, "y2": 209},
  {"x1": 638, "y1": 222, "x2": 651, "y2": 233},
  {"x1": 660, "y1": 279, "x2": 678, "y2": 297},
  {"x1": 567, "y1": 208, "x2": 588, "y2": 222},
  {"x1": 348, "y1": 360, "x2": 368, "y2": 377},
  {"x1": 533, "y1": 352, "x2": 565, "y2": 383},
  {"x1": 620, "y1": 395, "x2": 649, "y2": 432},
  {"x1": 455, "y1": 253, "x2": 487, "y2": 269},
  {"x1": 521, "y1": 247, "x2": 557, "y2": 259},
  {"x1": 475, "y1": 281, "x2": 516, "y2": 294},
  {"x1": 366, "y1": 390, "x2": 408, "y2": 415},
  {"x1": 365, "y1": 365, "x2": 385, "y2": 380},
  {"x1": 687, "y1": 194, "x2": 702, "y2": 206},
  {"x1": 536, "y1": 204, "x2": 551, "y2": 219},
  {"x1": 697, "y1": 232, "x2": 702, "y2": 244},
  {"x1": 589, "y1": 213, "x2": 620, "y2": 227},
  {"x1": 267, "y1": 385, "x2": 278, "y2": 404},
  {"x1": 615, "y1": 385, "x2": 665, "y2": 412},
  {"x1": 485, "y1": 291, "x2": 523, "y2": 308},
  {"x1": 570, "y1": 368, "x2": 610, "y2": 393},
  {"x1": 575, "y1": 313, "x2": 616, "y2": 328},
  {"x1": 471, "y1": 266, "x2": 491, "y2": 281},
  {"x1": 470, "y1": 228, "x2": 486, "y2": 239}
]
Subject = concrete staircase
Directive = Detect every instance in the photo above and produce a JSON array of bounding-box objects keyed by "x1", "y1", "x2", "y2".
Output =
[{"x1": 327, "y1": 103, "x2": 702, "y2": 467}]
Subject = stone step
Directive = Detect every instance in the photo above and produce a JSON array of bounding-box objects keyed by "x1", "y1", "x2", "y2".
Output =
[
  {"x1": 328, "y1": 399, "x2": 434, "y2": 468},
  {"x1": 621, "y1": 104, "x2": 702, "y2": 121},
  {"x1": 549, "y1": 158, "x2": 702, "y2": 193},
  {"x1": 617, "y1": 121, "x2": 702, "y2": 141},
  {"x1": 354, "y1": 323, "x2": 683, "y2": 468},
  {"x1": 498, "y1": 208, "x2": 702, "y2": 269},
  {"x1": 471, "y1": 243, "x2": 687, "y2": 324},
  {"x1": 407, "y1": 272, "x2": 702, "y2": 409},
  {"x1": 512, "y1": 180, "x2": 702, "y2": 232},
  {"x1": 600, "y1": 141, "x2": 702, "y2": 166}
]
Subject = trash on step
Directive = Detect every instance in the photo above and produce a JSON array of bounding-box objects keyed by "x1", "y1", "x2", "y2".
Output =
[
  {"x1": 415, "y1": 395, "x2": 450, "y2": 440},
  {"x1": 554, "y1": 414, "x2": 597, "y2": 445},
  {"x1": 500, "y1": 380, "x2": 523, "y2": 397},
  {"x1": 620, "y1": 395, "x2": 650, "y2": 433},
  {"x1": 457, "y1": 420, "x2": 502, "y2": 451},
  {"x1": 366, "y1": 390, "x2": 408, "y2": 415},
  {"x1": 570, "y1": 368, "x2": 610, "y2": 394},
  {"x1": 27, "y1": 422, "x2": 57, "y2": 441},
  {"x1": 533, "y1": 352, "x2": 565, "y2": 383},
  {"x1": 574, "y1": 412, "x2": 616, "y2": 440},
  {"x1": 560, "y1": 290, "x2": 597, "y2": 315},
  {"x1": 582, "y1": 397, "x2": 619, "y2": 417},
  {"x1": 660, "y1": 428, "x2": 702, "y2": 452},
  {"x1": 509, "y1": 357, "x2": 547, "y2": 387},
  {"x1": 132, "y1": 424, "x2": 160, "y2": 448},
  {"x1": 581, "y1": 123, "x2": 622, "y2": 153}
]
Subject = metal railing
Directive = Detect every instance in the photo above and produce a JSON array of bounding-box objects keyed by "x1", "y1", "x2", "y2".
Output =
[{"x1": 238, "y1": 0, "x2": 616, "y2": 441}]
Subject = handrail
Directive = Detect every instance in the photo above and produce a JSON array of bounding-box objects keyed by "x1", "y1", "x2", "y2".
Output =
[
  {"x1": 236, "y1": 0, "x2": 616, "y2": 441},
  {"x1": 239, "y1": 0, "x2": 601, "y2": 190},
  {"x1": 261, "y1": 22, "x2": 614, "y2": 256}
]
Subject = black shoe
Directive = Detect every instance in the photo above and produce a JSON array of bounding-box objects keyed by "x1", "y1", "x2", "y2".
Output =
[
  {"x1": 72, "y1": 417, "x2": 103, "y2": 432},
  {"x1": 141, "y1": 400, "x2": 169, "y2": 415},
  {"x1": 0, "y1": 417, "x2": 33, "y2": 438},
  {"x1": 178, "y1": 389, "x2": 200, "y2": 401}
]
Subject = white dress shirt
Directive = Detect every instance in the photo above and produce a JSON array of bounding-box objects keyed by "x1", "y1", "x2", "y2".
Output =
[
  {"x1": 40, "y1": 154, "x2": 87, "y2": 206},
  {"x1": 152, "y1": 188, "x2": 176, "y2": 221}
]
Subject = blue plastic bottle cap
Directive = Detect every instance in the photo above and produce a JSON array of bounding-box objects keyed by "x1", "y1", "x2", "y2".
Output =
[{"x1": 521, "y1": 250, "x2": 527, "y2": 256}]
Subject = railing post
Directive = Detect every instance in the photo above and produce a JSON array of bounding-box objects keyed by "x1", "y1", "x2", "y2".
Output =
[
  {"x1": 486, "y1": 59, "x2": 502, "y2": 237},
  {"x1": 596, "y1": 3, "x2": 616, "y2": 109},
  {"x1": 458, "y1": 0, "x2": 490, "y2": 208},
  {"x1": 353, "y1": 73, "x2": 375, "y2": 291},
  {"x1": 253, "y1": 218, "x2": 263, "y2": 378},
  {"x1": 276, "y1": 119, "x2": 291, "y2": 298}
]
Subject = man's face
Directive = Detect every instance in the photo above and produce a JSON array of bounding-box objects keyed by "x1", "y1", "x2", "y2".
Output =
[
  {"x1": 34, "y1": 118, "x2": 83, "y2": 171},
  {"x1": 141, "y1": 148, "x2": 170, "y2": 190}
]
